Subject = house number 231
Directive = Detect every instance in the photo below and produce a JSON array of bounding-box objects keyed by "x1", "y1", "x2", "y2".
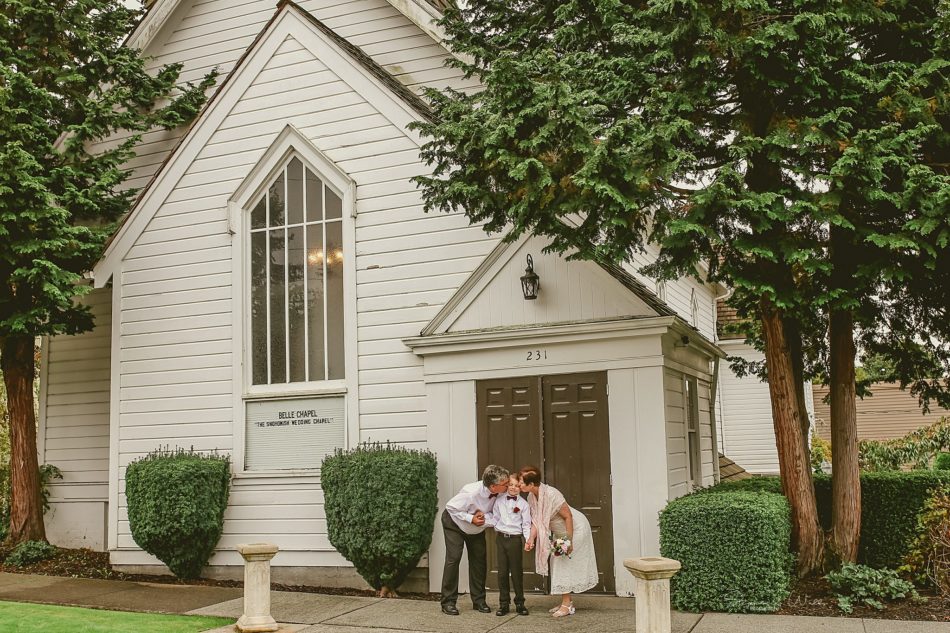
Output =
[{"x1": 526, "y1": 350, "x2": 548, "y2": 361}]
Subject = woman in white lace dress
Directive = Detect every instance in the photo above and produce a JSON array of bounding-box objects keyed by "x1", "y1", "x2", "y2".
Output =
[{"x1": 519, "y1": 465, "x2": 598, "y2": 618}]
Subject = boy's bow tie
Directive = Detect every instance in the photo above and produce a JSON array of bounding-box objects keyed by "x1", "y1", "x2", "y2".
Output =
[
  {"x1": 507, "y1": 495, "x2": 518, "y2": 501},
  {"x1": 489, "y1": 493, "x2": 498, "y2": 498}
]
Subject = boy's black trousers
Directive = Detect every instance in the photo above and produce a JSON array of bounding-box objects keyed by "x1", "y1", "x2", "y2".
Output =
[{"x1": 495, "y1": 533, "x2": 525, "y2": 606}]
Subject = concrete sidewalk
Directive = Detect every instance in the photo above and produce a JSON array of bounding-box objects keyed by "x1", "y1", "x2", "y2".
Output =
[{"x1": 2, "y1": 572, "x2": 949, "y2": 632}]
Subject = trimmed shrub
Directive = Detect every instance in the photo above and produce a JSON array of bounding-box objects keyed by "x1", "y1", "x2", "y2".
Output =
[
  {"x1": 660, "y1": 491, "x2": 793, "y2": 613},
  {"x1": 845, "y1": 471, "x2": 950, "y2": 568},
  {"x1": 902, "y1": 486, "x2": 950, "y2": 592},
  {"x1": 125, "y1": 448, "x2": 230, "y2": 579},
  {"x1": 697, "y1": 476, "x2": 783, "y2": 496},
  {"x1": 5, "y1": 540, "x2": 57, "y2": 567},
  {"x1": 702, "y1": 471, "x2": 950, "y2": 568},
  {"x1": 322, "y1": 443, "x2": 438, "y2": 594},
  {"x1": 935, "y1": 452, "x2": 950, "y2": 470}
]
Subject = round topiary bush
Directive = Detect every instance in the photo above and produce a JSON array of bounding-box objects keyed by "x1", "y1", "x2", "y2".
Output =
[
  {"x1": 125, "y1": 448, "x2": 231, "y2": 579},
  {"x1": 934, "y1": 452, "x2": 950, "y2": 471},
  {"x1": 322, "y1": 443, "x2": 438, "y2": 596}
]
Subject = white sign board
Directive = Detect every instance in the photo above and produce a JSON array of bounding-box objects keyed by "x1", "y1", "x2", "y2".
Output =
[{"x1": 245, "y1": 396, "x2": 345, "y2": 471}]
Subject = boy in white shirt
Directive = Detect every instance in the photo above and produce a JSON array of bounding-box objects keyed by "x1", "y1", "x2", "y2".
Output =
[{"x1": 486, "y1": 475, "x2": 533, "y2": 616}]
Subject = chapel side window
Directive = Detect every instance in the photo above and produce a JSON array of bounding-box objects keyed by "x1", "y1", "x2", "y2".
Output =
[{"x1": 249, "y1": 157, "x2": 345, "y2": 386}]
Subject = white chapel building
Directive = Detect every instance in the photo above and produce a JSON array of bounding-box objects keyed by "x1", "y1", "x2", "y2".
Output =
[{"x1": 37, "y1": 0, "x2": 764, "y2": 596}]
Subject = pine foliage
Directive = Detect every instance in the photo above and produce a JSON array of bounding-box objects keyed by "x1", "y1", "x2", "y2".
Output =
[{"x1": 0, "y1": 0, "x2": 216, "y2": 339}]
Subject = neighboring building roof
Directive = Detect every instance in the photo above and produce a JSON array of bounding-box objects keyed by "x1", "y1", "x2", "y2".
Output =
[
  {"x1": 716, "y1": 299, "x2": 745, "y2": 340},
  {"x1": 718, "y1": 453, "x2": 751, "y2": 483},
  {"x1": 813, "y1": 382, "x2": 950, "y2": 442}
]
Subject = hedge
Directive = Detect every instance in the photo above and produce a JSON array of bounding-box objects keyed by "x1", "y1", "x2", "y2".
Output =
[
  {"x1": 660, "y1": 491, "x2": 793, "y2": 613},
  {"x1": 125, "y1": 449, "x2": 231, "y2": 579},
  {"x1": 701, "y1": 470, "x2": 950, "y2": 568},
  {"x1": 934, "y1": 452, "x2": 950, "y2": 470},
  {"x1": 322, "y1": 443, "x2": 438, "y2": 594}
]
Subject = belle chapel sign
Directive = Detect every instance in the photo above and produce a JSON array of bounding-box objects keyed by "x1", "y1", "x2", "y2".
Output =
[{"x1": 245, "y1": 396, "x2": 345, "y2": 470}]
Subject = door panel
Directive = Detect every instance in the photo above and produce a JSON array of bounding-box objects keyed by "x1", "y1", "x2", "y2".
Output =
[
  {"x1": 543, "y1": 372, "x2": 614, "y2": 593},
  {"x1": 476, "y1": 371, "x2": 614, "y2": 594},
  {"x1": 476, "y1": 377, "x2": 544, "y2": 592}
]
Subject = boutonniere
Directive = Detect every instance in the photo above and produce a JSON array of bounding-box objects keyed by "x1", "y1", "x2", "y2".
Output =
[{"x1": 513, "y1": 507, "x2": 521, "y2": 513}]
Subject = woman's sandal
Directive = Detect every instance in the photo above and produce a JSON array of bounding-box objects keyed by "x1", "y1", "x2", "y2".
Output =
[
  {"x1": 552, "y1": 604, "x2": 575, "y2": 618},
  {"x1": 548, "y1": 601, "x2": 572, "y2": 614}
]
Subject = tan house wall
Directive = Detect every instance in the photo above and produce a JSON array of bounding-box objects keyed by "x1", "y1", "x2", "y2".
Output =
[{"x1": 813, "y1": 382, "x2": 950, "y2": 441}]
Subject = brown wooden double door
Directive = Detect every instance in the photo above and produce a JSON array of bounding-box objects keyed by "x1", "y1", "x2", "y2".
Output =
[{"x1": 476, "y1": 372, "x2": 614, "y2": 593}]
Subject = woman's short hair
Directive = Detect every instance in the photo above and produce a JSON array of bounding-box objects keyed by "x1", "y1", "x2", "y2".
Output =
[
  {"x1": 482, "y1": 464, "x2": 510, "y2": 487},
  {"x1": 518, "y1": 465, "x2": 542, "y2": 486}
]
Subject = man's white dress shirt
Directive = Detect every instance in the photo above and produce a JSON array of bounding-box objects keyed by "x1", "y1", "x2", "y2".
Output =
[
  {"x1": 445, "y1": 481, "x2": 499, "y2": 534},
  {"x1": 486, "y1": 494, "x2": 532, "y2": 539}
]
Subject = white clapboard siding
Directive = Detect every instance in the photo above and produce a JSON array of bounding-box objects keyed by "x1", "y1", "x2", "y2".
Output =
[
  {"x1": 113, "y1": 28, "x2": 496, "y2": 555},
  {"x1": 664, "y1": 368, "x2": 716, "y2": 497},
  {"x1": 717, "y1": 340, "x2": 780, "y2": 474},
  {"x1": 627, "y1": 246, "x2": 718, "y2": 342},
  {"x1": 664, "y1": 369, "x2": 689, "y2": 499},
  {"x1": 698, "y1": 378, "x2": 716, "y2": 487},
  {"x1": 82, "y1": 0, "x2": 470, "y2": 224},
  {"x1": 42, "y1": 288, "x2": 112, "y2": 491}
]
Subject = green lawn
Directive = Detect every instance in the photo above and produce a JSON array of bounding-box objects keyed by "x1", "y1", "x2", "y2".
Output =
[{"x1": 0, "y1": 601, "x2": 233, "y2": 632}]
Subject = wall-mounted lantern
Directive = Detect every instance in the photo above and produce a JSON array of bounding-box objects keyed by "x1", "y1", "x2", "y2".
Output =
[{"x1": 520, "y1": 254, "x2": 540, "y2": 300}]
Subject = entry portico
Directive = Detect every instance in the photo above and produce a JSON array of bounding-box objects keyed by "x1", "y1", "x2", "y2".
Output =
[{"x1": 406, "y1": 233, "x2": 722, "y2": 596}]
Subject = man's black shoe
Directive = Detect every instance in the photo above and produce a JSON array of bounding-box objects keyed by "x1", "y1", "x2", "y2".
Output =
[
  {"x1": 474, "y1": 603, "x2": 492, "y2": 613},
  {"x1": 516, "y1": 604, "x2": 529, "y2": 616},
  {"x1": 441, "y1": 605, "x2": 460, "y2": 616},
  {"x1": 496, "y1": 605, "x2": 510, "y2": 616}
]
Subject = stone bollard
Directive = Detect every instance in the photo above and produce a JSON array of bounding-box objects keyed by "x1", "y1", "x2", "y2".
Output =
[
  {"x1": 236, "y1": 543, "x2": 280, "y2": 633},
  {"x1": 624, "y1": 556, "x2": 681, "y2": 633}
]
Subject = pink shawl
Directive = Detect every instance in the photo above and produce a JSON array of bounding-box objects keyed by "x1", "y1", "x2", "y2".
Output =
[{"x1": 528, "y1": 483, "x2": 566, "y2": 576}]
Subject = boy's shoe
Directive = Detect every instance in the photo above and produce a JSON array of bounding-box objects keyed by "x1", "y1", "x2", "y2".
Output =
[
  {"x1": 516, "y1": 604, "x2": 529, "y2": 616},
  {"x1": 496, "y1": 605, "x2": 510, "y2": 616},
  {"x1": 473, "y1": 603, "x2": 492, "y2": 613},
  {"x1": 441, "y1": 605, "x2": 460, "y2": 616}
]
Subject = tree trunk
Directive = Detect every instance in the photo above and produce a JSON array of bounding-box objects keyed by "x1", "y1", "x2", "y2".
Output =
[
  {"x1": 760, "y1": 300, "x2": 824, "y2": 575},
  {"x1": 829, "y1": 227, "x2": 861, "y2": 564},
  {"x1": 784, "y1": 316, "x2": 811, "y2": 449},
  {"x1": 1, "y1": 335, "x2": 46, "y2": 544}
]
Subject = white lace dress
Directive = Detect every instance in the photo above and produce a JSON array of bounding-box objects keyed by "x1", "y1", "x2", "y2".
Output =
[{"x1": 548, "y1": 506, "x2": 599, "y2": 594}]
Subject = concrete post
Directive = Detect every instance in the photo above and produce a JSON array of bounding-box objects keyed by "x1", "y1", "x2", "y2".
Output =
[
  {"x1": 624, "y1": 556, "x2": 681, "y2": 633},
  {"x1": 236, "y1": 543, "x2": 280, "y2": 633}
]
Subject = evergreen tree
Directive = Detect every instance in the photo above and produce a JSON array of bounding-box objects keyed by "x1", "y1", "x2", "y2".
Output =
[
  {"x1": 414, "y1": 0, "x2": 949, "y2": 573},
  {"x1": 0, "y1": 0, "x2": 215, "y2": 544}
]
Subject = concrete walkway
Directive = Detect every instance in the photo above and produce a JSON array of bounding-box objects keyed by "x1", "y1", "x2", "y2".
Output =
[{"x1": 2, "y1": 572, "x2": 949, "y2": 632}]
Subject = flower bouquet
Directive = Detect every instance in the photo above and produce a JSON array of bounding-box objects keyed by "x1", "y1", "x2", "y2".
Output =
[{"x1": 551, "y1": 536, "x2": 572, "y2": 558}]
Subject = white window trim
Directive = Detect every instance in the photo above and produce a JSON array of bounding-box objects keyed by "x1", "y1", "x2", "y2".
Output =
[{"x1": 229, "y1": 125, "x2": 358, "y2": 477}]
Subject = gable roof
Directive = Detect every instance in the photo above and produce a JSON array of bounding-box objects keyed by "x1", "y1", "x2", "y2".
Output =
[
  {"x1": 93, "y1": 0, "x2": 431, "y2": 287},
  {"x1": 420, "y1": 231, "x2": 678, "y2": 337},
  {"x1": 130, "y1": 0, "x2": 455, "y2": 53}
]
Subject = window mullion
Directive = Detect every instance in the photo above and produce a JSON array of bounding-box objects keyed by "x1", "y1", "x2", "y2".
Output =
[
  {"x1": 323, "y1": 187, "x2": 329, "y2": 381},
  {"x1": 265, "y1": 193, "x2": 272, "y2": 385},
  {"x1": 302, "y1": 172, "x2": 310, "y2": 383},
  {"x1": 284, "y1": 168, "x2": 291, "y2": 384}
]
